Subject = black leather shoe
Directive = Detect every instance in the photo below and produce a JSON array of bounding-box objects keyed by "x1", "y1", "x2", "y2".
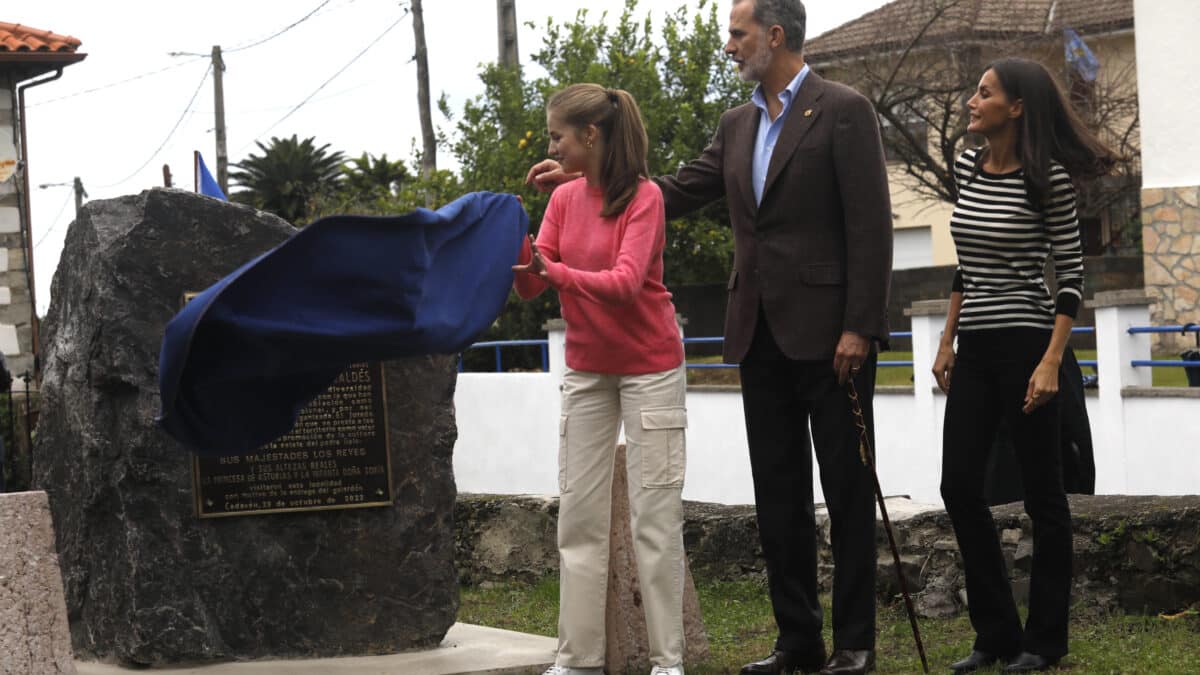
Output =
[
  {"x1": 740, "y1": 648, "x2": 828, "y2": 674},
  {"x1": 1002, "y1": 652, "x2": 1058, "y2": 672},
  {"x1": 950, "y1": 650, "x2": 1000, "y2": 672},
  {"x1": 819, "y1": 649, "x2": 875, "y2": 675}
]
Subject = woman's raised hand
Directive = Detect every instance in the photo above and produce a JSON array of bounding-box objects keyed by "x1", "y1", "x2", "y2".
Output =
[
  {"x1": 525, "y1": 159, "x2": 579, "y2": 193},
  {"x1": 511, "y1": 234, "x2": 548, "y2": 279}
]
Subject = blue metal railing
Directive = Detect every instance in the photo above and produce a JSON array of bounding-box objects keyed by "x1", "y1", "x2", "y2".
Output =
[
  {"x1": 458, "y1": 339, "x2": 549, "y2": 373},
  {"x1": 458, "y1": 324, "x2": 1200, "y2": 376},
  {"x1": 1127, "y1": 324, "x2": 1199, "y2": 335},
  {"x1": 1127, "y1": 324, "x2": 1199, "y2": 373},
  {"x1": 682, "y1": 332, "x2": 916, "y2": 369}
]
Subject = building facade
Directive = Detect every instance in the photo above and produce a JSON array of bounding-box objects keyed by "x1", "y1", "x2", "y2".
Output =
[
  {"x1": 805, "y1": 0, "x2": 1138, "y2": 269},
  {"x1": 0, "y1": 22, "x2": 85, "y2": 381}
]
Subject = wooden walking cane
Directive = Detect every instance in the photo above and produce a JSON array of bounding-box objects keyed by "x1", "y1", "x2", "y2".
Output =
[{"x1": 846, "y1": 378, "x2": 930, "y2": 674}]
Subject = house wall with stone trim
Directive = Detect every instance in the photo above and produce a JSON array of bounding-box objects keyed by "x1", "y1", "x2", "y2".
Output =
[
  {"x1": 1140, "y1": 186, "x2": 1200, "y2": 353},
  {"x1": 0, "y1": 76, "x2": 35, "y2": 384},
  {"x1": 1135, "y1": 0, "x2": 1200, "y2": 354}
]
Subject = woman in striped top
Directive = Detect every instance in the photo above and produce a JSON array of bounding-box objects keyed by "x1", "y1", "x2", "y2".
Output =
[{"x1": 933, "y1": 58, "x2": 1117, "y2": 673}]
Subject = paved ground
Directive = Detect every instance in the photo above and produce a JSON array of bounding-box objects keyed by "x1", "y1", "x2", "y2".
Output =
[{"x1": 75, "y1": 623, "x2": 556, "y2": 675}]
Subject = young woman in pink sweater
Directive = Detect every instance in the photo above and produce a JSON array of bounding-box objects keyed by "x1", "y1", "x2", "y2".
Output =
[{"x1": 513, "y1": 84, "x2": 687, "y2": 675}]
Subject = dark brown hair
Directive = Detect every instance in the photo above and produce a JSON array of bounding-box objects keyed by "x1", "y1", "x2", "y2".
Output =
[
  {"x1": 547, "y1": 83, "x2": 649, "y2": 217},
  {"x1": 976, "y1": 57, "x2": 1118, "y2": 210}
]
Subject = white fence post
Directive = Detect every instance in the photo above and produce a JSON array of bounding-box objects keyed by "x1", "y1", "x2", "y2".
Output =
[
  {"x1": 1087, "y1": 289, "x2": 1154, "y2": 494},
  {"x1": 543, "y1": 318, "x2": 567, "y2": 385},
  {"x1": 1090, "y1": 289, "x2": 1154, "y2": 394},
  {"x1": 906, "y1": 299, "x2": 949, "y2": 409}
]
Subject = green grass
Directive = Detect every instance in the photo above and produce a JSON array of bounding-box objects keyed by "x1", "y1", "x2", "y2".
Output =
[
  {"x1": 459, "y1": 577, "x2": 1200, "y2": 674},
  {"x1": 686, "y1": 350, "x2": 1194, "y2": 388}
]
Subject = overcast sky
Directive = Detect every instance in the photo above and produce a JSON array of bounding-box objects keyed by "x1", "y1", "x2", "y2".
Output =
[{"x1": 15, "y1": 0, "x2": 888, "y2": 314}]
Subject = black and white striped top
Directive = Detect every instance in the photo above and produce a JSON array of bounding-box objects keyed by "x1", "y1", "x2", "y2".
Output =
[{"x1": 949, "y1": 148, "x2": 1084, "y2": 332}]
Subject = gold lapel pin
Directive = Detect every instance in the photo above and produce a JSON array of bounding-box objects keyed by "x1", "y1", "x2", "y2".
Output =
[{"x1": 804, "y1": 109, "x2": 813, "y2": 117}]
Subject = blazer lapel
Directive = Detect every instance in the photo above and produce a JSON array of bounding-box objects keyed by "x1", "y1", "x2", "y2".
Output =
[
  {"x1": 762, "y1": 72, "x2": 825, "y2": 200},
  {"x1": 730, "y1": 105, "x2": 760, "y2": 218}
]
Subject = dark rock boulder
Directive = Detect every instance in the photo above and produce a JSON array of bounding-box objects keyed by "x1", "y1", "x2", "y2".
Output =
[{"x1": 33, "y1": 189, "x2": 458, "y2": 666}]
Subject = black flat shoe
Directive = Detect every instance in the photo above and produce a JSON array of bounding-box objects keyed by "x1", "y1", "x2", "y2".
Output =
[
  {"x1": 1002, "y1": 652, "x2": 1058, "y2": 672},
  {"x1": 950, "y1": 650, "x2": 1000, "y2": 672},
  {"x1": 740, "y1": 648, "x2": 828, "y2": 675},
  {"x1": 819, "y1": 649, "x2": 875, "y2": 675}
]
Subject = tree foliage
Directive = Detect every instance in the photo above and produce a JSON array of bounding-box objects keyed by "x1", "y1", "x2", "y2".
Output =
[
  {"x1": 454, "y1": 0, "x2": 748, "y2": 287},
  {"x1": 447, "y1": 0, "x2": 750, "y2": 368},
  {"x1": 230, "y1": 135, "x2": 346, "y2": 224}
]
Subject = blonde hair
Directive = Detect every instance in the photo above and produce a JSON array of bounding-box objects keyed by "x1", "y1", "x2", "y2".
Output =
[{"x1": 547, "y1": 83, "x2": 649, "y2": 217}]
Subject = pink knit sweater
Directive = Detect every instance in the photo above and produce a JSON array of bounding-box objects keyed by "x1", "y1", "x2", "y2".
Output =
[{"x1": 515, "y1": 178, "x2": 684, "y2": 375}]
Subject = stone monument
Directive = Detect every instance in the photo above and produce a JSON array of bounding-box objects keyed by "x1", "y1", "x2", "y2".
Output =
[
  {"x1": 33, "y1": 189, "x2": 459, "y2": 666},
  {"x1": 0, "y1": 490, "x2": 76, "y2": 674}
]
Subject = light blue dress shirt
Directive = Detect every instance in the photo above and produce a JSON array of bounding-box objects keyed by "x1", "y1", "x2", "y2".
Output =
[{"x1": 751, "y1": 64, "x2": 810, "y2": 205}]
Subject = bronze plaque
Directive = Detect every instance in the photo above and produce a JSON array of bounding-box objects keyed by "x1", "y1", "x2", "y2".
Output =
[{"x1": 191, "y1": 361, "x2": 394, "y2": 518}]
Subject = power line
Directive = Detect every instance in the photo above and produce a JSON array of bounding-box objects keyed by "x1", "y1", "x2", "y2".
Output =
[
  {"x1": 95, "y1": 62, "x2": 213, "y2": 190},
  {"x1": 225, "y1": 0, "x2": 334, "y2": 53},
  {"x1": 240, "y1": 10, "x2": 408, "y2": 152},
  {"x1": 31, "y1": 0, "x2": 347, "y2": 107},
  {"x1": 34, "y1": 191, "x2": 74, "y2": 250},
  {"x1": 192, "y1": 81, "x2": 377, "y2": 116},
  {"x1": 27, "y1": 56, "x2": 206, "y2": 107}
]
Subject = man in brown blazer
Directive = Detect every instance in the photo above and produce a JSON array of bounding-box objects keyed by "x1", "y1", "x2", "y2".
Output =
[{"x1": 529, "y1": 2, "x2": 892, "y2": 673}]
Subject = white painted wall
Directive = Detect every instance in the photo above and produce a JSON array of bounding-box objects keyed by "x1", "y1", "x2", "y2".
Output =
[
  {"x1": 453, "y1": 305, "x2": 1199, "y2": 506},
  {"x1": 0, "y1": 324, "x2": 18, "y2": 355},
  {"x1": 1135, "y1": 0, "x2": 1200, "y2": 188},
  {"x1": 0, "y1": 207, "x2": 18, "y2": 234},
  {"x1": 892, "y1": 226, "x2": 934, "y2": 270}
]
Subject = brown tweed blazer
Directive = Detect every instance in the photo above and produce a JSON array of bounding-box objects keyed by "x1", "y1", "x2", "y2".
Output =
[{"x1": 656, "y1": 71, "x2": 893, "y2": 364}]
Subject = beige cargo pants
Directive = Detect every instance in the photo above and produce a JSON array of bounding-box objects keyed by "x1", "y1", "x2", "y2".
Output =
[{"x1": 554, "y1": 364, "x2": 688, "y2": 669}]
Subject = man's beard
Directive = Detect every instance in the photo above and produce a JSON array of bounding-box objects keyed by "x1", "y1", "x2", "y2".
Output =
[{"x1": 738, "y1": 44, "x2": 771, "y2": 83}]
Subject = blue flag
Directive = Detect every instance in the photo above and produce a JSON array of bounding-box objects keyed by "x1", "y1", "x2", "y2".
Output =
[
  {"x1": 1064, "y1": 28, "x2": 1099, "y2": 82},
  {"x1": 196, "y1": 151, "x2": 227, "y2": 200}
]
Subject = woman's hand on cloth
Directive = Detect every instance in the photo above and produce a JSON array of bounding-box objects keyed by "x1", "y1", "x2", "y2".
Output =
[
  {"x1": 1023, "y1": 357, "x2": 1060, "y2": 414},
  {"x1": 511, "y1": 234, "x2": 548, "y2": 279}
]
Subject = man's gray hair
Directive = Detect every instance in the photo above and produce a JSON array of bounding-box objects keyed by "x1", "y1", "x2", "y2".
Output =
[{"x1": 747, "y1": 0, "x2": 807, "y2": 53}]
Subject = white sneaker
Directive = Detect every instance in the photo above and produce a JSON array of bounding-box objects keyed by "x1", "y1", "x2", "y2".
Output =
[
  {"x1": 542, "y1": 666, "x2": 604, "y2": 675},
  {"x1": 650, "y1": 665, "x2": 684, "y2": 675}
]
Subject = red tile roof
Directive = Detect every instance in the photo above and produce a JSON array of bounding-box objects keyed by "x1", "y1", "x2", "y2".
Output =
[
  {"x1": 0, "y1": 21, "x2": 82, "y2": 53},
  {"x1": 806, "y1": 0, "x2": 1132, "y2": 63}
]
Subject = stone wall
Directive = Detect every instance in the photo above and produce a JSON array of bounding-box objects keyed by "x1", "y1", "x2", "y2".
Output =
[
  {"x1": 1142, "y1": 185, "x2": 1200, "y2": 353},
  {"x1": 457, "y1": 494, "x2": 1200, "y2": 617}
]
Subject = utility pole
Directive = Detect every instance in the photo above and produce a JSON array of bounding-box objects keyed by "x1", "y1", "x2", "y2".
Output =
[
  {"x1": 72, "y1": 177, "x2": 87, "y2": 218},
  {"x1": 211, "y1": 45, "x2": 229, "y2": 196},
  {"x1": 497, "y1": 0, "x2": 520, "y2": 68},
  {"x1": 411, "y1": 0, "x2": 436, "y2": 207}
]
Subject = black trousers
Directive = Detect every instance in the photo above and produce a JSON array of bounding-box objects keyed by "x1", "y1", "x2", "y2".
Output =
[
  {"x1": 739, "y1": 311, "x2": 878, "y2": 652},
  {"x1": 941, "y1": 329, "x2": 1073, "y2": 661}
]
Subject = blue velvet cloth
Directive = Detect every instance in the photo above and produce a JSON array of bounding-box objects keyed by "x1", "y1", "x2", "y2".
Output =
[{"x1": 158, "y1": 192, "x2": 527, "y2": 456}]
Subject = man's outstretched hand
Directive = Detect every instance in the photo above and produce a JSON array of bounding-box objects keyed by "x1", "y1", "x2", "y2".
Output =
[{"x1": 525, "y1": 159, "x2": 580, "y2": 193}]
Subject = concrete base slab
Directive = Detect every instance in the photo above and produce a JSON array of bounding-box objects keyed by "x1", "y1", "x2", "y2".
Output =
[{"x1": 76, "y1": 623, "x2": 555, "y2": 675}]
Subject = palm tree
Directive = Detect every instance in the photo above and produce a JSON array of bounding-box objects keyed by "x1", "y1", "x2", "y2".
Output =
[
  {"x1": 340, "y1": 153, "x2": 410, "y2": 200},
  {"x1": 230, "y1": 135, "x2": 346, "y2": 224}
]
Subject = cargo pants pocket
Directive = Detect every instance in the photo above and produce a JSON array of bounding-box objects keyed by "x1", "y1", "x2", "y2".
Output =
[{"x1": 639, "y1": 406, "x2": 687, "y2": 488}]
